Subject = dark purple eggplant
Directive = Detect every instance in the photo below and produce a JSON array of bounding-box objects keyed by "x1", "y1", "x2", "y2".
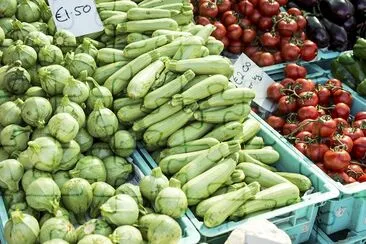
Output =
[
  {"x1": 320, "y1": 17, "x2": 348, "y2": 51},
  {"x1": 306, "y1": 16, "x2": 330, "y2": 48},
  {"x1": 287, "y1": 1, "x2": 301, "y2": 9},
  {"x1": 353, "y1": 0, "x2": 366, "y2": 20},
  {"x1": 293, "y1": 0, "x2": 319, "y2": 8},
  {"x1": 319, "y1": 0, "x2": 355, "y2": 24},
  {"x1": 343, "y1": 16, "x2": 357, "y2": 31}
]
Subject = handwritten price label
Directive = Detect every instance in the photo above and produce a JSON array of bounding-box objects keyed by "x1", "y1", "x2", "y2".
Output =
[
  {"x1": 48, "y1": 0, "x2": 103, "y2": 37},
  {"x1": 230, "y1": 53, "x2": 276, "y2": 112}
]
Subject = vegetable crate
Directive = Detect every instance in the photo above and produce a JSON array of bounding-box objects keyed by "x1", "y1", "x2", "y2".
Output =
[
  {"x1": 263, "y1": 64, "x2": 366, "y2": 237},
  {"x1": 308, "y1": 225, "x2": 366, "y2": 244},
  {"x1": 138, "y1": 112, "x2": 339, "y2": 244},
  {"x1": 0, "y1": 150, "x2": 201, "y2": 244}
]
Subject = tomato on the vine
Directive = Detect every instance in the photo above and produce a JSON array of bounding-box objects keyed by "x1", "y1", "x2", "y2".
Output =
[
  {"x1": 212, "y1": 21, "x2": 227, "y2": 39},
  {"x1": 294, "y1": 78, "x2": 315, "y2": 94},
  {"x1": 295, "y1": 131, "x2": 313, "y2": 142},
  {"x1": 353, "y1": 119, "x2": 366, "y2": 135},
  {"x1": 276, "y1": 0, "x2": 288, "y2": 6},
  {"x1": 287, "y1": 7, "x2": 302, "y2": 16},
  {"x1": 323, "y1": 149, "x2": 351, "y2": 172},
  {"x1": 342, "y1": 127, "x2": 364, "y2": 141},
  {"x1": 295, "y1": 142, "x2": 307, "y2": 154},
  {"x1": 358, "y1": 174, "x2": 366, "y2": 182},
  {"x1": 257, "y1": 52, "x2": 275, "y2": 66},
  {"x1": 251, "y1": 51, "x2": 264, "y2": 64},
  {"x1": 199, "y1": 1, "x2": 219, "y2": 18},
  {"x1": 238, "y1": 0, "x2": 254, "y2": 16},
  {"x1": 258, "y1": 0, "x2": 280, "y2": 16},
  {"x1": 195, "y1": 16, "x2": 211, "y2": 26},
  {"x1": 330, "y1": 134, "x2": 354, "y2": 153},
  {"x1": 258, "y1": 16, "x2": 273, "y2": 31},
  {"x1": 296, "y1": 15, "x2": 307, "y2": 30},
  {"x1": 228, "y1": 40, "x2": 242, "y2": 54},
  {"x1": 317, "y1": 86, "x2": 331, "y2": 106},
  {"x1": 334, "y1": 118, "x2": 349, "y2": 131},
  {"x1": 244, "y1": 45, "x2": 259, "y2": 57},
  {"x1": 267, "y1": 83, "x2": 284, "y2": 101},
  {"x1": 347, "y1": 164, "x2": 364, "y2": 180},
  {"x1": 281, "y1": 43, "x2": 301, "y2": 61},
  {"x1": 333, "y1": 90, "x2": 352, "y2": 106},
  {"x1": 325, "y1": 79, "x2": 342, "y2": 92},
  {"x1": 283, "y1": 123, "x2": 297, "y2": 135},
  {"x1": 300, "y1": 40, "x2": 318, "y2": 61},
  {"x1": 331, "y1": 103, "x2": 350, "y2": 120},
  {"x1": 299, "y1": 119, "x2": 315, "y2": 132},
  {"x1": 221, "y1": 11, "x2": 239, "y2": 26},
  {"x1": 312, "y1": 116, "x2": 337, "y2": 137},
  {"x1": 284, "y1": 64, "x2": 307, "y2": 79},
  {"x1": 273, "y1": 51, "x2": 282, "y2": 64},
  {"x1": 217, "y1": 0, "x2": 231, "y2": 13},
  {"x1": 220, "y1": 36, "x2": 230, "y2": 48},
  {"x1": 355, "y1": 112, "x2": 366, "y2": 121},
  {"x1": 352, "y1": 137, "x2": 366, "y2": 160},
  {"x1": 227, "y1": 24, "x2": 243, "y2": 40},
  {"x1": 297, "y1": 91, "x2": 319, "y2": 107},
  {"x1": 260, "y1": 32, "x2": 280, "y2": 47},
  {"x1": 328, "y1": 171, "x2": 354, "y2": 184},
  {"x1": 298, "y1": 106, "x2": 319, "y2": 121},
  {"x1": 239, "y1": 18, "x2": 252, "y2": 28},
  {"x1": 306, "y1": 143, "x2": 329, "y2": 162},
  {"x1": 277, "y1": 19, "x2": 298, "y2": 37},
  {"x1": 241, "y1": 28, "x2": 257, "y2": 43},
  {"x1": 278, "y1": 95, "x2": 297, "y2": 114},
  {"x1": 199, "y1": 0, "x2": 215, "y2": 6},
  {"x1": 266, "y1": 115, "x2": 285, "y2": 131},
  {"x1": 248, "y1": 0, "x2": 258, "y2": 6},
  {"x1": 250, "y1": 9, "x2": 262, "y2": 24}
]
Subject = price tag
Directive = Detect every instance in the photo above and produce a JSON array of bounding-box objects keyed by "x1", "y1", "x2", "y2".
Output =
[
  {"x1": 48, "y1": 0, "x2": 104, "y2": 37},
  {"x1": 230, "y1": 53, "x2": 276, "y2": 112}
]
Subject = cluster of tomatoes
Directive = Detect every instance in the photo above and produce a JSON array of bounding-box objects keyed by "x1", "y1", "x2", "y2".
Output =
[
  {"x1": 265, "y1": 63, "x2": 366, "y2": 184},
  {"x1": 192, "y1": 0, "x2": 318, "y2": 67}
]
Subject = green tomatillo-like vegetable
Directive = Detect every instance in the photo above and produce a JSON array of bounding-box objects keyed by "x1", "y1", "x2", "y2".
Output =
[
  {"x1": 75, "y1": 219, "x2": 112, "y2": 242},
  {"x1": 21, "y1": 96, "x2": 53, "y2": 128},
  {"x1": 75, "y1": 128, "x2": 94, "y2": 153},
  {"x1": 109, "y1": 225, "x2": 143, "y2": 244},
  {"x1": 24, "y1": 86, "x2": 47, "y2": 98},
  {"x1": 65, "y1": 52, "x2": 97, "y2": 78},
  {"x1": 4, "y1": 61, "x2": 31, "y2": 95},
  {"x1": 109, "y1": 130, "x2": 136, "y2": 158},
  {"x1": 2, "y1": 41, "x2": 37, "y2": 69},
  {"x1": 61, "y1": 178, "x2": 93, "y2": 224},
  {"x1": 115, "y1": 183, "x2": 144, "y2": 206},
  {"x1": 86, "y1": 78, "x2": 113, "y2": 110},
  {"x1": 39, "y1": 216, "x2": 77, "y2": 243},
  {"x1": 78, "y1": 234, "x2": 113, "y2": 244},
  {"x1": 58, "y1": 140, "x2": 81, "y2": 171},
  {"x1": 25, "y1": 177, "x2": 61, "y2": 214},
  {"x1": 55, "y1": 96, "x2": 86, "y2": 128},
  {"x1": 16, "y1": 0, "x2": 41, "y2": 22},
  {"x1": 63, "y1": 77, "x2": 90, "y2": 105},
  {"x1": 155, "y1": 178, "x2": 188, "y2": 218},
  {"x1": 90, "y1": 182, "x2": 115, "y2": 218},
  {"x1": 103, "y1": 156, "x2": 133, "y2": 187},
  {"x1": 69, "y1": 156, "x2": 107, "y2": 184},
  {"x1": 31, "y1": 126, "x2": 50, "y2": 140},
  {"x1": 100, "y1": 194, "x2": 139, "y2": 226},
  {"x1": 140, "y1": 167, "x2": 169, "y2": 202},
  {"x1": 38, "y1": 64, "x2": 71, "y2": 96},
  {"x1": 24, "y1": 31, "x2": 51, "y2": 52},
  {"x1": 53, "y1": 29, "x2": 77, "y2": 53},
  {"x1": 75, "y1": 39, "x2": 99, "y2": 59},
  {"x1": 87, "y1": 142, "x2": 113, "y2": 160},
  {"x1": 39, "y1": 45, "x2": 64, "y2": 66},
  {"x1": 87, "y1": 99, "x2": 118, "y2": 138},
  {"x1": 8, "y1": 19, "x2": 37, "y2": 42},
  {"x1": 43, "y1": 239, "x2": 69, "y2": 244},
  {"x1": 0, "y1": 124, "x2": 32, "y2": 156},
  {"x1": 4, "y1": 210, "x2": 39, "y2": 244},
  {"x1": 52, "y1": 171, "x2": 71, "y2": 189},
  {"x1": 39, "y1": 207, "x2": 70, "y2": 228},
  {"x1": 48, "y1": 113, "x2": 80, "y2": 143},
  {"x1": 0, "y1": 0, "x2": 17, "y2": 17},
  {"x1": 21, "y1": 168, "x2": 51, "y2": 192},
  {"x1": 0, "y1": 159, "x2": 24, "y2": 192},
  {"x1": 3, "y1": 190, "x2": 25, "y2": 210}
]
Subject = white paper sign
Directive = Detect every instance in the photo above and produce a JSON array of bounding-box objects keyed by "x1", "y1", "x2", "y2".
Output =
[
  {"x1": 230, "y1": 53, "x2": 276, "y2": 112},
  {"x1": 48, "y1": 0, "x2": 104, "y2": 37}
]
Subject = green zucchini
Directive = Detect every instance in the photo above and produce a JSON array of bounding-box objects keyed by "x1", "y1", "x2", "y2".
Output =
[
  {"x1": 167, "y1": 121, "x2": 214, "y2": 147},
  {"x1": 244, "y1": 136, "x2": 264, "y2": 150},
  {"x1": 203, "y1": 121, "x2": 243, "y2": 142},
  {"x1": 199, "y1": 88, "x2": 255, "y2": 110},
  {"x1": 276, "y1": 172, "x2": 312, "y2": 192},
  {"x1": 194, "y1": 103, "x2": 251, "y2": 124},
  {"x1": 239, "y1": 148, "x2": 280, "y2": 165}
]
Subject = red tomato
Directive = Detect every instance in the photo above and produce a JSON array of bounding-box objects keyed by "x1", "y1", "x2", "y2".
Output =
[
  {"x1": 355, "y1": 112, "x2": 366, "y2": 121},
  {"x1": 334, "y1": 118, "x2": 349, "y2": 131},
  {"x1": 294, "y1": 78, "x2": 315, "y2": 94},
  {"x1": 212, "y1": 21, "x2": 227, "y2": 39},
  {"x1": 325, "y1": 78, "x2": 342, "y2": 92},
  {"x1": 258, "y1": 0, "x2": 280, "y2": 16},
  {"x1": 228, "y1": 40, "x2": 242, "y2": 54},
  {"x1": 258, "y1": 17, "x2": 273, "y2": 31},
  {"x1": 352, "y1": 137, "x2": 366, "y2": 160},
  {"x1": 347, "y1": 164, "x2": 364, "y2": 180},
  {"x1": 284, "y1": 63, "x2": 307, "y2": 79},
  {"x1": 317, "y1": 108, "x2": 327, "y2": 117},
  {"x1": 330, "y1": 135, "x2": 354, "y2": 152},
  {"x1": 297, "y1": 91, "x2": 319, "y2": 107},
  {"x1": 221, "y1": 11, "x2": 239, "y2": 26},
  {"x1": 257, "y1": 52, "x2": 275, "y2": 67},
  {"x1": 296, "y1": 15, "x2": 307, "y2": 30},
  {"x1": 312, "y1": 116, "x2": 337, "y2": 137},
  {"x1": 241, "y1": 28, "x2": 257, "y2": 43},
  {"x1": 195, "y1": 16, "x2": 211, "y2": 26},
  {"x1": 273, "y1": 51, "x2": 282, "y2": 64},
  {"x1": 283, "y1": 123, "x2": 297, "y2": 135},
  {"x1": 239, "y1": 18, "x2": 252, "y2": 28},
  {"x1": 260, "y1": 32, "x2": 280, "y2": 47},
  {"x1": 199, "y1": 1, "x2": 218, "y2": 18},
  {"x1": 317, "y1": 86, "x2": 331, "y2": 106},
  {"x1": 299, "y1": 119, "x2": 315, "y2": 132},
  {"x1": 324, "y1": 150, "x2": 351, "y2": 172},
  {"x1": 250, "y1": 9, "x2": 262, "y2": 24},
  {"x1": 244, "y1": 45, "x2": 259, "y2": 57},
  {"x1": 217, "y1": 0, "x2": 231, "y2": 13},
  {"x1": 358, "y1": 174, "x2": 366, "y2": 182},
  {"x1": 295, "y1": 142, "x2": 307, "y2": 154},
  {"x1": 300, "y1": 40, "x2": 318, "y2": 61},
  {"x1": 280, "y1": 36, "x2": 291, "y2": 47},
  {"x1": 298, "y1": 106, "x2": 319, "y2": 121},
  {"x1": 248, "y1": 0, "x2": 258, "y2": 5},
  {"x1": 251, "y1": 51, "x2": 263, "y2": 64},
  {"x1": 276, "y1": 0, "x2": 288, "y2": 6},
  {"x1": 332, "y1": 89, "x2": 353, "y2": 106},
  {"x1": 331, "y1": 103, "x2": 350, "y2": 120},
  {"x1": 306, "y1": 143, "x2": 329, "y2": 162},
  {"x1": 353, "y1": 119, "x2": 366, "y2": 135},
  {"x1": 227, "y1": 24, "x2": 243, "y2": 40},
  {"x1": 220, "y1": 36, "x2": 230, "y2": 48},
  {"x1": 266, "y1": 115, "x2": 285, "y2": 131},
  {"x1": 287, "y1": 7, "x2": 302, "y2": 16},
  {"x1": 296, "y1": 131, "x2": 313, "y2": 142},
  {"x1": 342, "y1": 127, "x2": 364, "y2": 141},
  {"x1": 199, "y1": 0, "x2": 215, "y2": 6},
  {"x1": 277, "y1": 19, "x2": 298, "y2": 36},
  {"x1": 238, "y1": 0, "x2": 254, "y2": 16},
  {"x1": 281, "y1": 43, "x2": 301, "y2": 61},
  {"x1": 328, "y1": 171, "x2": 354, "y2": 184},
  {"x1": 278, "y1": 95, "x2": 297, "y2": 114}
]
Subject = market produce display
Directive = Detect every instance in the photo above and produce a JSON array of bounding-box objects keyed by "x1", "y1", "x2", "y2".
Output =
[
  {"x1": 191, "y1": 0, "x2": 319, "y2": 66},
  {"x1": 332, "y1": 38, "x2": 366, "y2": 95},
  {"x1": 266, "y1": 63, "x2": 366, "y2": 184},
  {"x1": 287, "y1": 0, "x2": 366, "y2": 51}
]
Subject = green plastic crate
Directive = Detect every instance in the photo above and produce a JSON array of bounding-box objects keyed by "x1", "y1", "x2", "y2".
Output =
[
  {"x1": 264, "y1": 65, "x2": 366, "y2": 236},
  {"x1": 0, "y1": 150, "x2": 201, "y2": 244},
  {"x1": 308, "y1": 225, "x2": 366, "y2": 244},
  {"x1": 138, "y1": 112, "x2": 339, "y2": 243}
]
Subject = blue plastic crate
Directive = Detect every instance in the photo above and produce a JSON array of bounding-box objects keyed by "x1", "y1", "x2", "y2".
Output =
[
  {"x1": 138, "y1": 112, "x2": 339, "y2": 243},
  {"x1": 0, "y1": 150, "x2": 201, "y2": 244},
  {"x1": 308, "y1": 225, "x2": 366, "y2": 244},
  {"x1": 263, "y1": 66, "x2": 366, "y2": 235}
]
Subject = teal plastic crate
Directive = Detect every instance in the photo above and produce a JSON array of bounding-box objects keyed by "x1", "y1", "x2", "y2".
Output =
[
  {"x1": 264, "y1": 66, "x2": 366, "y2": 235},
  {"x1": 0, "y1": 150, "x2": 201, "y2": 244},
  {"x1": 138, "y1": 112, "x2": 339, "y2": 243},
  {"x1": 308, "y1": 225, "x2": 366, "y2": 244}
]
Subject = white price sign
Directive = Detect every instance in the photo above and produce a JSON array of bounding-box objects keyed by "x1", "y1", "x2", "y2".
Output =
[
  {"x1": 48, "y1": 0, "x2": 104, "y2": 37},
  {"x1": 230, "y1": 53, "x2": 276, "y2": 112}
]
